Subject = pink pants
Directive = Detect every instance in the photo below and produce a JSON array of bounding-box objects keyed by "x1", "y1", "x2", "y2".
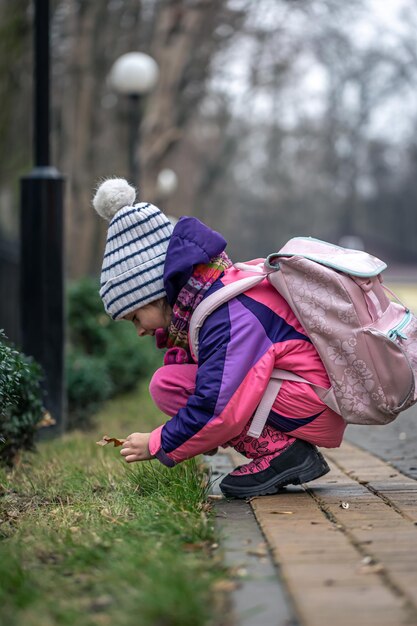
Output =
[{"x1": 149, "y1": 364, "x2": 346, "y2": 450}]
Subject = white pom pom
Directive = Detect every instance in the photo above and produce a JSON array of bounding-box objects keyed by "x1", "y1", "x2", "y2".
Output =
[{"x1": 92, "y1": 178, "x2": 136, "y2": 221}]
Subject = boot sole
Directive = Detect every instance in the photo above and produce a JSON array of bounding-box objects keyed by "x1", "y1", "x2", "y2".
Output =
[{"x1": 220, "y1": 453, "x2": 330, "y2": 499}]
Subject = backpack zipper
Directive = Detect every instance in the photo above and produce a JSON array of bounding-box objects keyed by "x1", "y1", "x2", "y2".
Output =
[
  {"x1": 387, "y1": 309, "x2": 412, "y2": 341},
  {"x1": 371, "y1": 312, "x2": 415, "y2": 411}
]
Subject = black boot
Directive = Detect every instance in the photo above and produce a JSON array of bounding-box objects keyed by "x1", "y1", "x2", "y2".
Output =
[{"x1": 219, "y1": 439, "x2": 330, "y2": 499}]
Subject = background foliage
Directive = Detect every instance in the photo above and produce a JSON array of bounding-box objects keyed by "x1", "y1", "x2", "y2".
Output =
[
  {"x1": 2, "y1": 0, "x2": 417, "y2": 281},
  {"x1": 66, "y1": 277, "x2": 162, "y2": 429}
]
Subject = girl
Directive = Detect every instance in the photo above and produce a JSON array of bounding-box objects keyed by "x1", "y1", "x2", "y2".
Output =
[{"x1": 93, "y1": 178, "x2": 346, "y2": 498}]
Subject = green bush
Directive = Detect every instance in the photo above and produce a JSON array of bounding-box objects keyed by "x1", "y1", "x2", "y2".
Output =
[
  {"x1": 67, "y1": 277, "x2": 110, "y2": 355},
  {"x1": 105, "y1": 321, "x2": 161, "y2": 393},
  {"x1": 66, "y1": 277, "x2": 162, "y2": 429},
  {"x1": 0, "y1": 330, "x2": 45, "y2": 466},
  {"x1": 66, "y1": 351, "x2": 114, "y2": 429}
]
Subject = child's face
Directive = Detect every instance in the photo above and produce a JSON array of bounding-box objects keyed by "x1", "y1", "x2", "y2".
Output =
[{"x1": 124, "y1": 299, "x2": 171, "y2": 337}]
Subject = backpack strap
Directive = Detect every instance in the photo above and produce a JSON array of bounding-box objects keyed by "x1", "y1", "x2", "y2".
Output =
[
  {"x1": 189, "y1": 272, "x2": 266, "y2": 360},
  {"x1": 248, "y1": 369, "x2": 328, "y2": 437}
]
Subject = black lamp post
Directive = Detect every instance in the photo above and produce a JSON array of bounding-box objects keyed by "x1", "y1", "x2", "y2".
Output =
[
  {"x1": 109, "y1": 52, "x2": 159, "y2": 187},
  {"x1": 128, "y1": 94, "x2": 142, "y2": 186},
  {"x1": 20, "y1": 0, "x2": 66, "y2": 434}
]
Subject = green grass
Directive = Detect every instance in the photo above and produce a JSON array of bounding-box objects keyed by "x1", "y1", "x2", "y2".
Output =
[{"x1": 0, "y1": 381, "x2": 227, "y2": 626}]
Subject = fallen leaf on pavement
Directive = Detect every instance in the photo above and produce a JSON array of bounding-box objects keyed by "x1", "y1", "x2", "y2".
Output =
[
  {"x1": 359, "y1": 563, "x2": 384, "y2": 575},
  {"x1": 96, "y1": 435, "x2": 126, "y2": 447},
  {"x1": 226, "y1": 566, "x2": 248, "y2": 579},
  {"x1": 247, "y1": 542, "x2": 268, "y2": 557},
  {"x1": 269, "y1": 510, "x2": 294, "y2": 515},
  {"x1": 212, "y1": 580, "x2": 239, "y2": 593}
]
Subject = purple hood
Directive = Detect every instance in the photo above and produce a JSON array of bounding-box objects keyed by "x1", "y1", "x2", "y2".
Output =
[{"x1": 163, "y1": 217, "x2": 227, "y2": 306}]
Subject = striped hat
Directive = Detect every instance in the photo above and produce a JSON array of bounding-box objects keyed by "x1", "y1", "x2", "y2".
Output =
[{"x1": 93, "y1": 178, "x2": 174, "y2": 320}]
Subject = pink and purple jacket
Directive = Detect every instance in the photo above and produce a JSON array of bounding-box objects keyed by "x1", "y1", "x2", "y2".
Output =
[{"x1": 148, "y1": 217, "x2": 331, "y2": 466}]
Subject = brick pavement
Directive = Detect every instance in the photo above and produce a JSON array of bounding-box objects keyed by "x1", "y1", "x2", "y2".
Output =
[{"x1": 212, "y1": 440, "x2": 417, "y2": 626}]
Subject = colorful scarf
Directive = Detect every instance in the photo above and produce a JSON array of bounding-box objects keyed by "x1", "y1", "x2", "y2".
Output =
[{"x1": 156, "y1": 251, "x2": 232, "y2": 364}]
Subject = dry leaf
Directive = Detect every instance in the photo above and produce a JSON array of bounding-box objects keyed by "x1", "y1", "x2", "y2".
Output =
[
  {"x1": 212, "y1": 580, "x2": 239, "y2": 593},
  {"x1": 359, "y1": 563, "x2": 384, "y2": 575},
  {"x1": 247, "y1": 545, "x2": 268, "y2": 557},
  {"x1": 37, "y1": 411, "x2": 56, "y2": 429},
  {"x1": 100, "y1": 508, "x2": 123, "y2": 525},
  {"x1": 96, "y1": 435, "x2": 126, "y2": 447},
  {"x1": 183, "y1": 542, "x2": 205, "y2": 552},
  {"x1": 229, "y1": 566, "x2": 248, "y2": 578},
  {"x1": 89, "y1": 595, "x2": 113, "y2": 612},
  {"x1": 269, "y1": 510, "x2": 294, "y2": 515}
]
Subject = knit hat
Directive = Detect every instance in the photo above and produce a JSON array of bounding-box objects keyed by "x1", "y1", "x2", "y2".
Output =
[{"x1": 93, "y1": 178, "x2": 174, "y2": 320}]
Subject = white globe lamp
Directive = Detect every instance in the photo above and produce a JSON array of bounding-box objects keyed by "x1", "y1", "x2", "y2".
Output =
[
  {"x1": 109, "y1": 52, "x2": 159, "y2": 96},
  {"x1": 157, "y1": 169, "x2": 178, "y2": 198}
]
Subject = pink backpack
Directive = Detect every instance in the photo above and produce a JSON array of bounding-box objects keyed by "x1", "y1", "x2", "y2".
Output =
[{"x1": 189, "y1": 237, "x2": 417, "y2": 438}]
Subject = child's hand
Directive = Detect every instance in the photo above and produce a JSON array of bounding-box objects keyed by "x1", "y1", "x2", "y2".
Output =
[{"x1": 120, "y1": 432, "x2": 153, "y2": 463}]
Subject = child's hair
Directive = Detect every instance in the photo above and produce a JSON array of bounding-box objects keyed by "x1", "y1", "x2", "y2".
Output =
[
  {"x1": 155, "y1": 296, "x2": 170, "y2": 313},
  {"x1": 92, "y1": 178, "x2": 174, "y2": 321}
]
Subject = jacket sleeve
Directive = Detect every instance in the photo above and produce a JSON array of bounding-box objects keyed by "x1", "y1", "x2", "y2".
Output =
[{"x1": 148, "y1": 296, "x2": 276, "y2": 466}]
